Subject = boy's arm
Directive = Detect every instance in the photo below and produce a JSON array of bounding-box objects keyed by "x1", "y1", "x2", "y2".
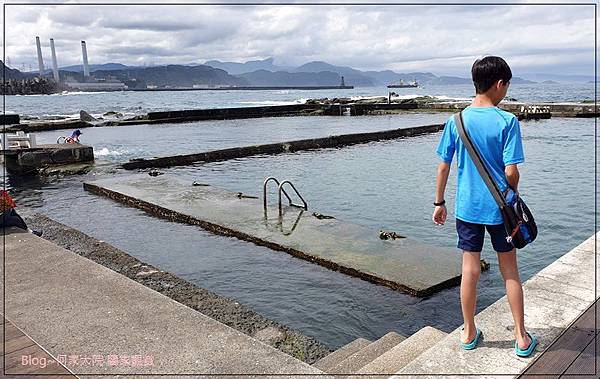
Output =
[
  {"x1": 505, "y1": 164, "x2": 520, "y2": 192},
  {"x1": 432, "y1": 161, "x2": 451, "y2": 225},
  {"x1": 435, "y1": 162, "x2": 451, "y2": 203}
]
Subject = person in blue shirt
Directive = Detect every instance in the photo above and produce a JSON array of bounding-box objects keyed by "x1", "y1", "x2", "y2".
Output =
[
  {"x1": 66, "y1": 129, "x2": 82, "y2": 144},
  {"x1": 432, "y1": 56, "x2": 537, "y2": 357}
]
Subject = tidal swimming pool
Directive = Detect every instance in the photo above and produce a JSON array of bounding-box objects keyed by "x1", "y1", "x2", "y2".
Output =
[
  {"x1": 32, "y1": 113, "x2": 449, "y2": 163},
  {"x1": 10, "y1": 116, "x2": 595, "y2": 349}
]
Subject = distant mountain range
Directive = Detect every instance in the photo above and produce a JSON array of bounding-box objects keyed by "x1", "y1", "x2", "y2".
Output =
[
  {"x1": 204, "y1": 58, "x2": 535, "y2": 86},
  {"x1": 76, "y1": 64, "x2": 247, "y2": 88},
  {"x1": 204, "y1": 58, "x2": 294, "y2": 75},
  {"x1": 2, "y1": 60, "x2": 29, "y2": 80},
  {"x1": 12, "y1": 57, "x2": 594, "y2": 87},
  {"x1": 59, "y1": 62, "x2": 132, "y2": 73}
]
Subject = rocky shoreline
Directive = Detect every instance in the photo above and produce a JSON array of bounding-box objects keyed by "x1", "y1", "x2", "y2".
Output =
[{"x1": 26, "y1": 213, "x2": 332, "y2": 363}]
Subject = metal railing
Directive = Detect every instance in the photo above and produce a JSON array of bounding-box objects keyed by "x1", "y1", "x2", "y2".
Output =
[
  {"x1": 278, "y1": 180, "x2": 308, "y2": 217},
  {"x1": 263, "y1": 177, "x2": 292, "y2": 211},
  {"x1": 262, "y1": 176, "x2": 308, "y2": 218}
]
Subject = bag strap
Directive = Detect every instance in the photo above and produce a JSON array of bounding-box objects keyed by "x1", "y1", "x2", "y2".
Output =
[{"x1": 454, "y1": 112, "x2": 508, "y2": 208}]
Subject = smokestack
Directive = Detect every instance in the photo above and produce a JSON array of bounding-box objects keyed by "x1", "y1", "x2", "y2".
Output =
[
  {"x1": 49, "y1": 38, "x2": 59, "y2": 82},
  {"x1": 81, "y1": 40, "x2": 90, "y2": 77},
  {"x1": 35, "y1": 36, "x2": 45, "y2": 76}
]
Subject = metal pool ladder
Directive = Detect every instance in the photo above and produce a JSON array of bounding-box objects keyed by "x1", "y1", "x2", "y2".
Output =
[{"x1": 263, "y1": 177, "x2": 308, "y2": 217}]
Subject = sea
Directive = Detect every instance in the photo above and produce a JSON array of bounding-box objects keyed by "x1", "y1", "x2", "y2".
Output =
[{"x1": 3, "y1": 82, "x2": 597, "y2": 349}]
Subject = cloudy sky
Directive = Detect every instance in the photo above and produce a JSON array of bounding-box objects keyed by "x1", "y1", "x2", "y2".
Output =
[{"x1": 2, "y1": 0, "x2": 596, "y2": 77}]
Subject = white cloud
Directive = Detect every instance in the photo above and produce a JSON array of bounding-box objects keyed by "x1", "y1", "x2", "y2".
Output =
[{"x1": 2, "y1": 1, "x2": 595, "y2": 76}]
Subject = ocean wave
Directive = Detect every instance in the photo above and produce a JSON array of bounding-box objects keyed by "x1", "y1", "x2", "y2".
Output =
[
  {"x1": 432, "y1": 95, "x2": 472, "y2": 101},
  {"x1": 58, "y1": 91, "x2": 110, "y2": 96},
  {"x1": 94, "y1": 147, "x2": 126, "y2": 157},
  {"x1": 238, "y1": 100, "x2": 304, "y2": 106}
]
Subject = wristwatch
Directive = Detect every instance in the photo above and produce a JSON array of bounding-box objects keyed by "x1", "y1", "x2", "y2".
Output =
[{"x1": 434, "y1": 200, "x2": 446, "y2": 206}]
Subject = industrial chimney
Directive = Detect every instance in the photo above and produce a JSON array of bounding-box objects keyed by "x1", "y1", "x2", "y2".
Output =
[
  {"x1": 81, "y1": 40, "x2": 90, "y2": 78},
  {"x1": 35, "y1": 36, "x2": 45, "y2": 76},
  {"x1": 49, "y1": 38, "x2": 60, "y2": 82}
]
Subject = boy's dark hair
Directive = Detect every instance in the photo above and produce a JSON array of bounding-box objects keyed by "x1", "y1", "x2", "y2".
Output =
[{"x1": 471, "y1": 56, "x2": 512, "y2": 94}]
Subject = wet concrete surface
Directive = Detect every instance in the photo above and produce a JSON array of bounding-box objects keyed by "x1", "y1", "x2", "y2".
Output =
[{"x1": 84, "y1": 174, "x2": 462, "y2": 296}]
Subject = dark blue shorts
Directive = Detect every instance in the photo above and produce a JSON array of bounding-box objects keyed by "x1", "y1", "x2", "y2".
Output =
[{"x1": 456, "y1": 218, "x2": 514, "y2": 253}]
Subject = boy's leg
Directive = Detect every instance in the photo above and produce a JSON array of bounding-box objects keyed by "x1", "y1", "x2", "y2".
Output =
[
  {"x1": 487, "y1": 224, "x2": 532, "y2": 350},
  {"x1": 456, "y1": 219, "x2": 485, "y2": 343},
  {"x1": 497, "y1": 249, "x2": 531, "y2": 349},
  {"x1": 460, "y1": 250, "x2": 481, "y2": 343}
]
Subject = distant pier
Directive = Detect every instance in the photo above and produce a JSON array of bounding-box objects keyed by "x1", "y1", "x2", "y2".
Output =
[{"x1": 128, "y1": 85, "x2": 354, "y2": 91}]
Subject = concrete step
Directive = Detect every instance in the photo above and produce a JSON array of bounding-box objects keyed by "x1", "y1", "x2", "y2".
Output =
[
  {"x1": 393, "y1": 232, "x2": 598, "y2": 376},
  {"x1": 350, "y1": 326, "x2": 447, "y2": 378},
  {"x1": 313, "y1": 338, "x2": 371, "y2": 372},
  {"x1": 328, "y1": 331, "x2": 406, "y2": 374}
]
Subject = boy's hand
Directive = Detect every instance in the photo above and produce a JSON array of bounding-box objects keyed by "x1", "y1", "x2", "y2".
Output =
[{"x1": 432, "y1": 205, "x2": 447, "y2": 225}]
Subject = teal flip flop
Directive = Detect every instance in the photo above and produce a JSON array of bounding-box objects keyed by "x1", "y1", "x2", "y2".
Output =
[
  {"x1": 515, "y1": 331, "x2": 538, "y2": 357},
  {"x1": 460, "y1": 327, "x2": 483, "y2": 350}
]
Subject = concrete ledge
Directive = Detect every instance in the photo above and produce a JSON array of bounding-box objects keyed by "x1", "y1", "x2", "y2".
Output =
[
  {"x1": 1, "y1": 113, "x2": 20, "y2": 124},
  {"x1": 418, "y1": 101, "x2": 599, "y2": 118},
  {"x1": 148, "y1": 104, "x2": 322, "y2": 122},
  {"x1": 391, "y1": 232, "x2": 598, "y2": 378},
  {"x1": 25, "y1": 213, "x2": 332, "y2": 363},
  {"x1": 7, "y1": 119, "x2": 92, "y2": 133},
  {"x1": 2, "y1": 229, "x2": 327, "y2": 377},
  {"x1": 2, "y1": 144, "x2": 94, "y2": 174},
  {"x1": 121, "y1": 123, "x2": 445, "y2": 170},
  {"x1": 83, "y1": 174, "x2": 462, "y2": 296}
]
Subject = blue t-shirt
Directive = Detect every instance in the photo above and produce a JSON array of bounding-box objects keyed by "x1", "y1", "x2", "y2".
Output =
[{"x1": 436, "y1": 106, "x2": 525, "y2": 225}]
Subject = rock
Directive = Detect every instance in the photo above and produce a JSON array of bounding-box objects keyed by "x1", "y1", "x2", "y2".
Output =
[
  {"x1": 80, "y1": 110, "x2": 97, "y2": 122},
  {"x1": 254, "y1": 326, "x2": 284, "y2": 344},
  {"x1": 236, "y1": 192, "x2": 258, "y2": 199},
  {"x1": 136, "y1": 269, "x2": 159, "y2": 278},
  {"x1": 312, "y1": 212, "x2": 335, "y2": 220},
  {"x1": 148, "y1": 170, "x2": 163, "y2": 177},
  {"x1": 103, "y1": 111, "x2": 124, "y2": 118},
  {"x1": 379, "y1": 230, "x2": 406, "y2": 240}
]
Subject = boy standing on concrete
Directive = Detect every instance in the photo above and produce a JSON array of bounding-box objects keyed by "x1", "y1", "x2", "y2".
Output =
[{"x1": 432, "y1": 56, "x2": 537, "y2": 357}]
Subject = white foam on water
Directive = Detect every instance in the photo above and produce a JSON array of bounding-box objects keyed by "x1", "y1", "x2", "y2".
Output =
[
  {"x1": 238, "y1": 100, "x2": 304, "y2": 106},
  {"x1": 433, "y1": 95, "x2": 472, "y2": 101},
  {"x1": 350, "y1": 95, "x2": 387, "y2": 100},
  {"x1": 94, "y1": 147, "x2": 125, "y2": 157},
  {"x1": 59, "y1": 91, "x2": 110, "y2": 96}
]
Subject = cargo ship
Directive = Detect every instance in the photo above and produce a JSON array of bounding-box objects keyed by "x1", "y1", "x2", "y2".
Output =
[{"x1": 387, "y1": 79, "x2": 419, "y2": 88}]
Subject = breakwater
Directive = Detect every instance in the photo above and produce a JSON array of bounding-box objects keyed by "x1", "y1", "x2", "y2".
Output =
[
  {"x1": 5, "y1": 99, "x2": 596, "y2": 133},
  {"x1": 1, "y1": 77, "x2": 59, "y2": 95},
  {"x1": 128, "y1": 85, "x2": 354, "y2": 91},
  {"x1": 121, "y1": 123, "x2": 445, "y2": 170}
]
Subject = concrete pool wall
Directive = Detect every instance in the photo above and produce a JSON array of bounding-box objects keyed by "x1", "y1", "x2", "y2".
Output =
[
  {"x1": 83, "y1": 174, "x2": 462, "y2": 296},
  {"x1": 121, "y1": 123, "x2": 445, "y2": 170}
]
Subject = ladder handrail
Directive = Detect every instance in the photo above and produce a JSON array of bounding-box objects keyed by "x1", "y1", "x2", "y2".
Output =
[
  {"x1": 263, "y1": 177, "x2": 292, "y2": 211},
  {"x1": 278, "y1": 180, "x2": 308, "y2": 217}
]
